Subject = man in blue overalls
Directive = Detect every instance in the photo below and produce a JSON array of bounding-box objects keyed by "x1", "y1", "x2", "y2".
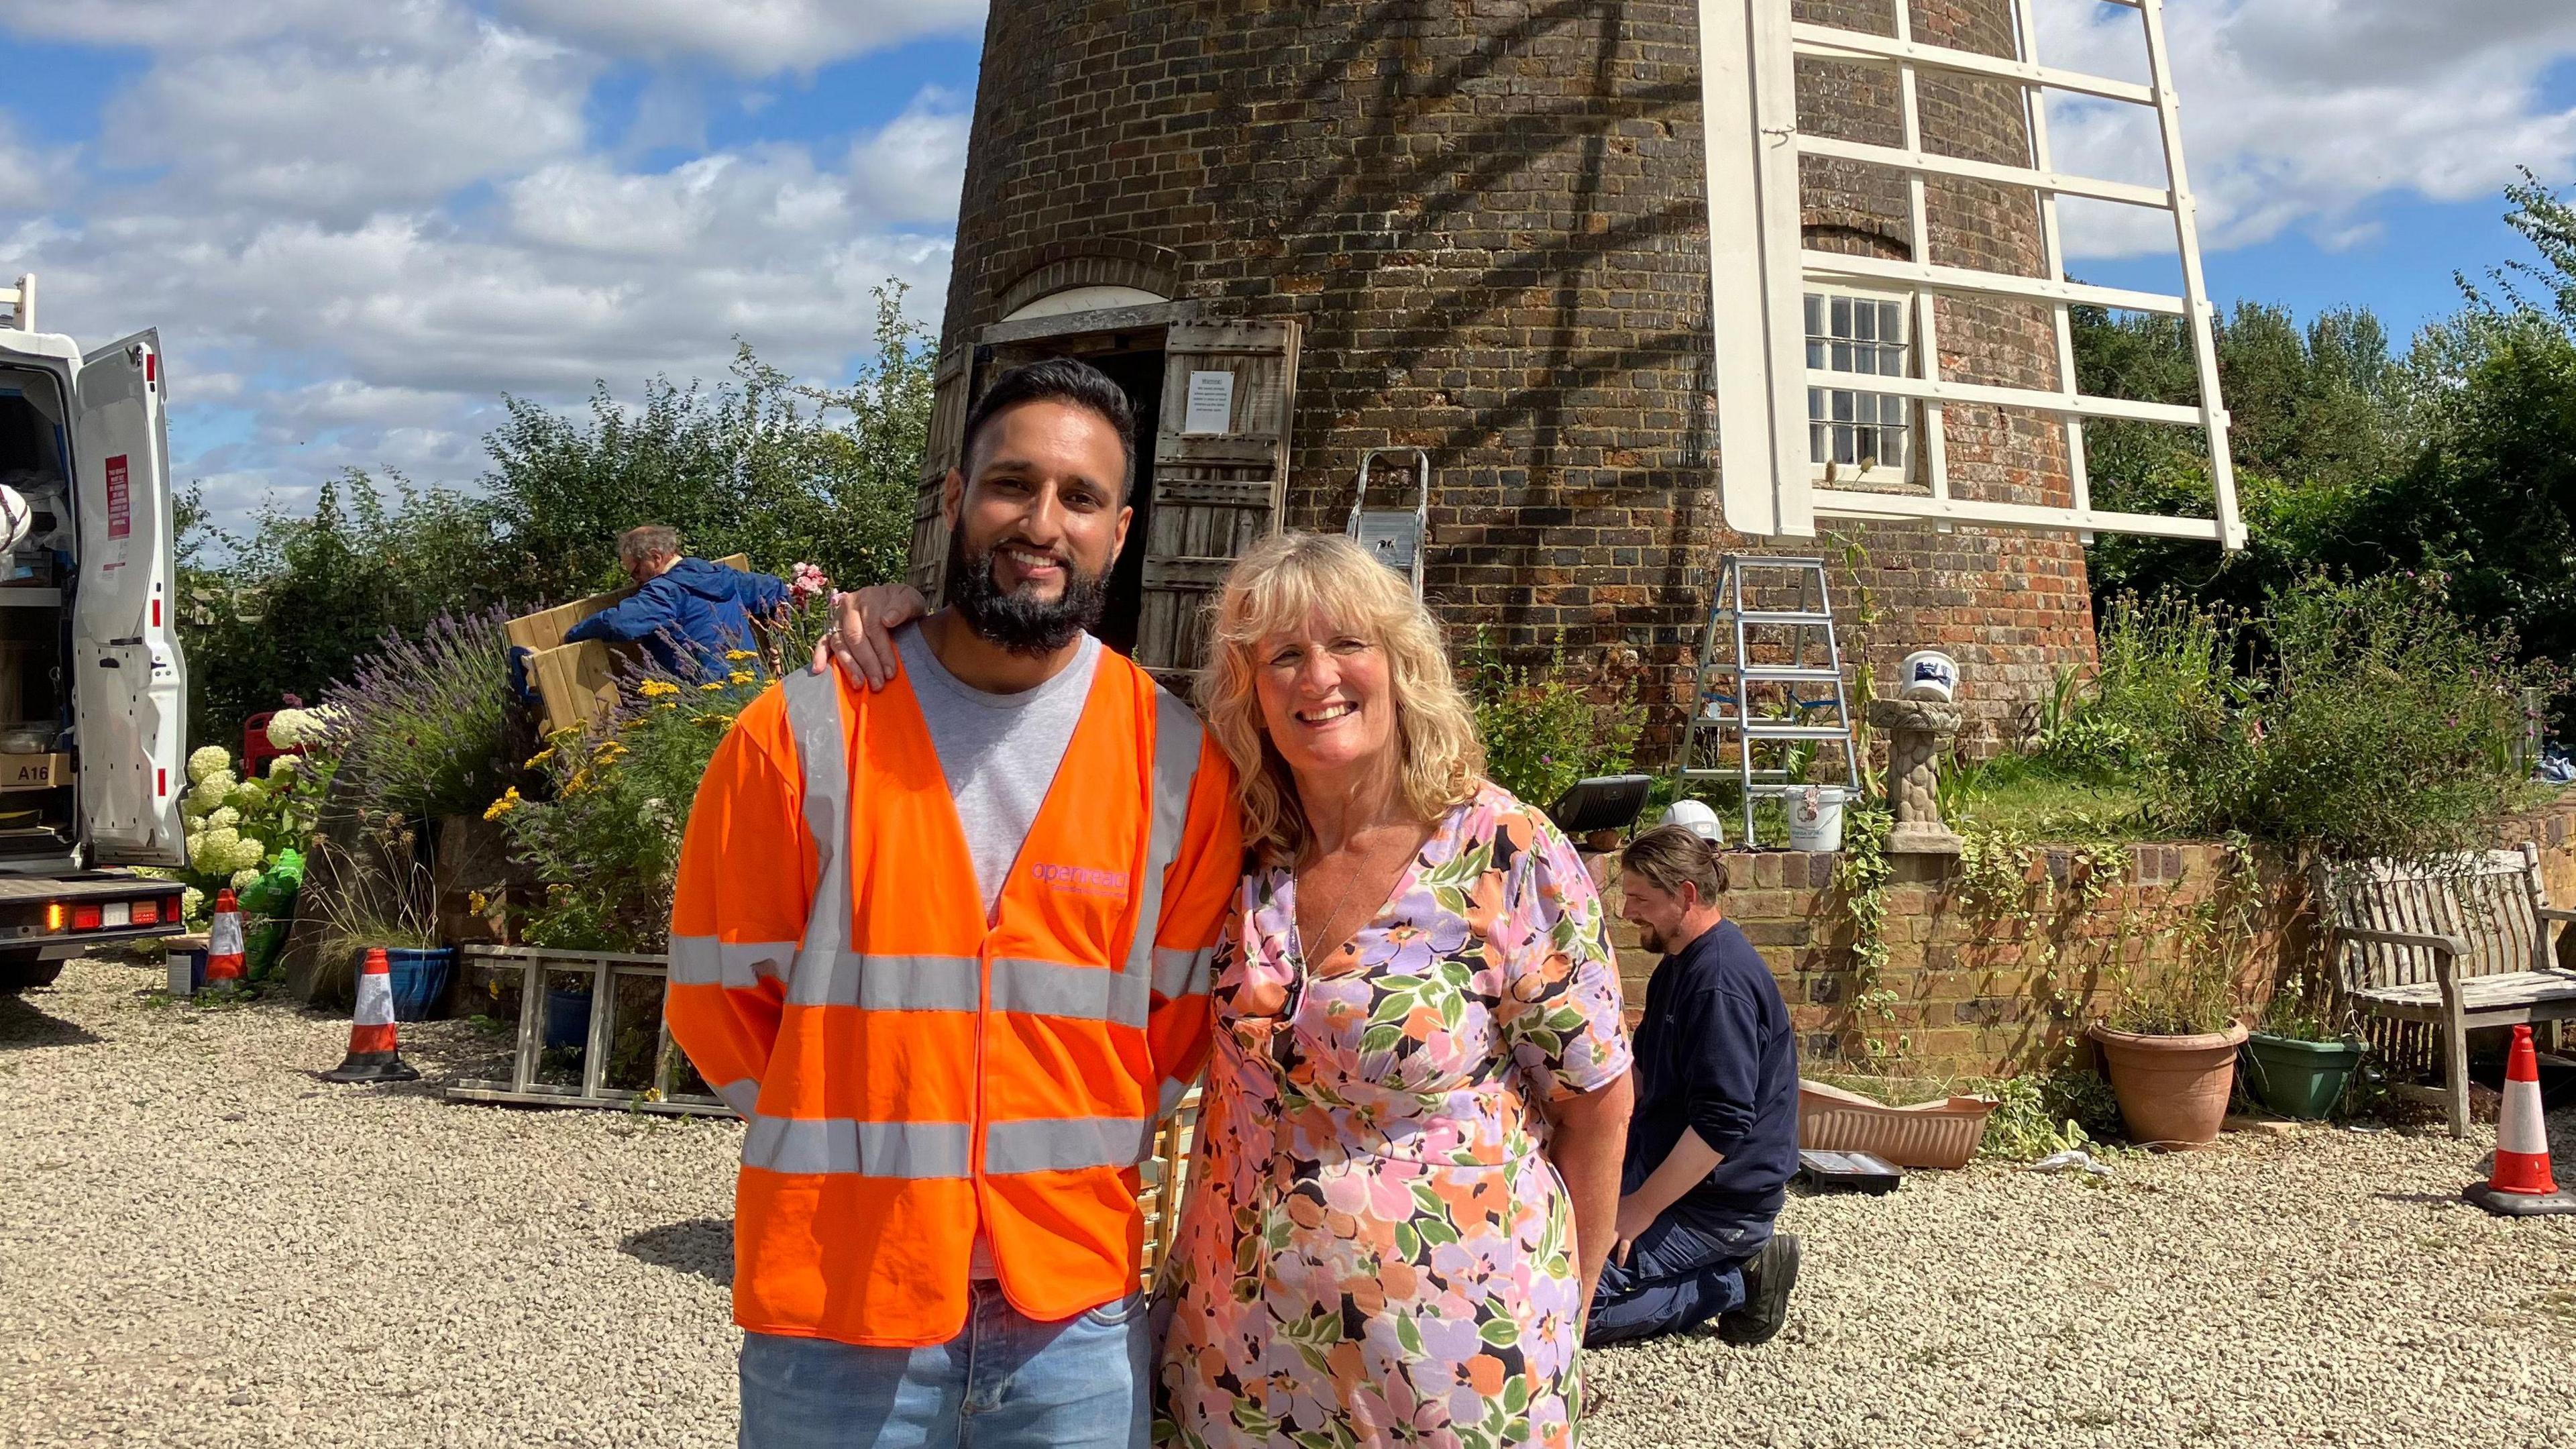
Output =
[{"x1": 1585, "y1": 824, "x2": 1803, "y2": 1348}]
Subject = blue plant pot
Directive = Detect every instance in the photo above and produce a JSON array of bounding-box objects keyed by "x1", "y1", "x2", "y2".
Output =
[
  {"x1": 381, "y1": 947, "x2": 455, "y2": 1023},
  {"x1": 543, "y1": 987, "x2": 593, "y2": 1053}
]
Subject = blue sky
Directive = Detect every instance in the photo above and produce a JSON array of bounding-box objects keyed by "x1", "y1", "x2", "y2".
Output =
[{"x1": 4, "y1": 0, "x2": 2573, "y2": 530}]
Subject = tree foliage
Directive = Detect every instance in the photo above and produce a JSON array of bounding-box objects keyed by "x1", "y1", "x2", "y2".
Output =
[{"x1": 178, "y1": 283, "x2": 932, "y2": 751}]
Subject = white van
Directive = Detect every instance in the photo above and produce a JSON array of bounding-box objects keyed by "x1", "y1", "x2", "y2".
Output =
[{"x1": 0, "y1": 274, "x2": 191, "y2": 991}]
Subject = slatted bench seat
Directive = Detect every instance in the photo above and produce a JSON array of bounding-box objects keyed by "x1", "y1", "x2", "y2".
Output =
[{"x1": 2315, "y1": 845, "x2": 2576, "y2": 1138}]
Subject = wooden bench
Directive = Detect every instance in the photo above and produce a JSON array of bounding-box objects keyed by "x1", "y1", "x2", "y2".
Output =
[{"x1": 2314, "y1": 845, "x2": 2576, "y2": 1137}]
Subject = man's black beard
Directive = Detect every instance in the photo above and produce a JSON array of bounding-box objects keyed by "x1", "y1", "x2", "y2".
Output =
[{"x1": 944, "y1": 529, "x2": 1110, "y2": 657}]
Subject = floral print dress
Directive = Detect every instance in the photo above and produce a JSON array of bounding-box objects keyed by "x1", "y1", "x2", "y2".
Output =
[{"x1": 1157, "y1": 784, "x2": 1633, "y2": 1449}]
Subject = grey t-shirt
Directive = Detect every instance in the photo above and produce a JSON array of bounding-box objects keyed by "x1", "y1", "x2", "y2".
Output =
[{"x1": 894, "y1": 621, "x2": 1102, "y2": 918}]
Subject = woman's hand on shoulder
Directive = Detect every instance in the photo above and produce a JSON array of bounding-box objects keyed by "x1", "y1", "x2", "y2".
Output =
[{"x1": 808, "y1": 583, "x2": 928, "y2": 690}]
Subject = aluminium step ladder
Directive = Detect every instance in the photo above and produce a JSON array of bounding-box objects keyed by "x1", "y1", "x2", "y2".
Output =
[
  {"x1": 1346, "y1": 447, "x2": 1430, "y2": 598},
  {"x1": 1670, "y1": 554, "x2": 1862, "y2": 847}
]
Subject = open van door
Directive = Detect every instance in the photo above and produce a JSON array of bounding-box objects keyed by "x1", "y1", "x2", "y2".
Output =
[{"x1": 72, "y1": 330, "x2": 186, "y2": 867}]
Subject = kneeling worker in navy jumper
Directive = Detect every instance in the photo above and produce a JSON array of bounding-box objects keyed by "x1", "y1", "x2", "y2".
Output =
[{"x1": 1585, "y1": 824, "x2": 1802, "y2": 1348}]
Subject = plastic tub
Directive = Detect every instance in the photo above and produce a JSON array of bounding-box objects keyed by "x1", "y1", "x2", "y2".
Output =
[
  {"x1": 381, "y1": 947, "x2": 455, "y2": 1022},
  {"x1": 543, "y1": 987, "x2": 594, "y2": 1052}
]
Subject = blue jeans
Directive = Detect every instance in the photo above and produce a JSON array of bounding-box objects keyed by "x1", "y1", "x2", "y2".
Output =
[
  {"x1": 739, "y1": 1282, "x2": 1150, "y2": 1449},
  {"x1": 1584, "y1": 1211, "x2": 1770, "y2": 1347}
]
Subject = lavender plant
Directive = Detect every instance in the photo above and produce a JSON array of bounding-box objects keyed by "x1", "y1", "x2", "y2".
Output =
[{"x1": 323, "y1": 609, "x2": 521, "y2": 821}]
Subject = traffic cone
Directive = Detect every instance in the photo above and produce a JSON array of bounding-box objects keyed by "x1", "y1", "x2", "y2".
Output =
[
  {"x1": 2463, "y1": 1024, "x2": 2575, "y2": 1217},
  {"x1": 323, "y1": 947, "x2": 420, "y2": 1084},
  {"x1": 203, "y1": 890, "x2": 246, "y2": 990}
]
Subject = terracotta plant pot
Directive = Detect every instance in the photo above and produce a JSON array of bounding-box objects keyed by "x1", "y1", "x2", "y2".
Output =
[{"x1": 2089, "y1": 1022, "x2": 2249, "y2": 1148}]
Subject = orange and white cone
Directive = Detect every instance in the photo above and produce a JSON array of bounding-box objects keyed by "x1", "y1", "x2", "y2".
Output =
[
  {"x1": 323, "y1": 947, "x2": 419, "y2": 1084},
  {"x1": 2463, "y1": 1024, "x2": 2574, "y2": 1216},
  {"x1": 203, "y1": 890, "x2": 246, "y2": 989}
]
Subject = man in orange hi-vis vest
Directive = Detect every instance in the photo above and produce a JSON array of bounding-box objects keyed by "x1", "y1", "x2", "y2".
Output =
[{"x1": 667, "y1": 358, "x2": 1239, "y2": 1449}]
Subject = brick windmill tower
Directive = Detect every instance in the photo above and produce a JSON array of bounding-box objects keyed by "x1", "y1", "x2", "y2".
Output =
[{"x1": 916, "y1": 0, "x2": 2232, "y2": 751}]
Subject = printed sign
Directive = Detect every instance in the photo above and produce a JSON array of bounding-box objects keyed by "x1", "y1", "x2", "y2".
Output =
[
  {"x1": 105, "y1": 455, "x2": 131, "y2": 539},
  {"x1": 1182, "y1": 371, "x2": 1236, "y2": 436}
]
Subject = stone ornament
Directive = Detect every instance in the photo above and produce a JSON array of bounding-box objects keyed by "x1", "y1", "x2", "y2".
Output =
[{"x1": 1868, "y1": 698, "x2": 1965, "y2": 856}]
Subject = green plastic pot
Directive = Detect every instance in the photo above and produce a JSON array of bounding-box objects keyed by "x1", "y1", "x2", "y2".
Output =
[{"x1": 2241, "y1": 1031, "x2": 2365, "y2": 1120}]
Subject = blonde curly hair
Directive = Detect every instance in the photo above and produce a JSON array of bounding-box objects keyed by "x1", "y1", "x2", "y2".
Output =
[{"x1": 1197, "y1": 533, "x2": 1485, "y2": 865}]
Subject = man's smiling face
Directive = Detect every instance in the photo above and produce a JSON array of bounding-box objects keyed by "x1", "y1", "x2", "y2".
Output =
[{"x1": 941, "y1": 397, "x2": 1133, "y2": 655}]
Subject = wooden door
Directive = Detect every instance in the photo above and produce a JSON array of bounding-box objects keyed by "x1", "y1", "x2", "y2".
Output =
[
  {"x1": 906, "y1": 345, "x2": 973, "y2": 598},
  {"x1": 1135, "y1": 319, "x2": 1301, "y2": 688}
]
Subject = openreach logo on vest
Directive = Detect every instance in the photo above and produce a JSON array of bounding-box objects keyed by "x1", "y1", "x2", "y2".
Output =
[{"x1": 1031, "y1": 862, "x2": 1131, "y2": 901}]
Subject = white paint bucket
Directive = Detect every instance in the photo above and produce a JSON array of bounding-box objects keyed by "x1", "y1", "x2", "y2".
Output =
[
  {"x1": 1899, "y1": 649, "x2": 1960, "y2": 702},
  {"x1": 1787, "y1": 785, "x2": 1849, "y2": 853}
]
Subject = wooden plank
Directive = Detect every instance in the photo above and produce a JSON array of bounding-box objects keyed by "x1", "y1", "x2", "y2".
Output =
[
  {"x1": 1788, "y1": 22, "x2": 2159, "y2": 105},
  {"x1": 1154, "y1": 435, "x2": 1287, "y2": 468},
  {"x1": 979, "y1": 301, "x2": 1192, "y2": 347},
  {"x1": 1794, "y1": 133, "x2": 2174, "y2": 210}
]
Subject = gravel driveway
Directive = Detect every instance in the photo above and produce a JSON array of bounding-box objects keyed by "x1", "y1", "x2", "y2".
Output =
[{"x1": 5, "y1": 958, "x2": 2572, "y2": 1448}]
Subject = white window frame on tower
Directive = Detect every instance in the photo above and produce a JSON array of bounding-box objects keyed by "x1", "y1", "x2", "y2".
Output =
[
  {"x1": 1699, "y1": 0, "x2": 2245, "y2": 549},
  {"x1": 1805, "y1": 284, "x2": 1917, "y2": 487}
]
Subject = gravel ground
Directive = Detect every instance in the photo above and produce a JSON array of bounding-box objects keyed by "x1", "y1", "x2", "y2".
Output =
[{"x1": 5, "y1": 957, "x2": 2574, "y2": 1448}]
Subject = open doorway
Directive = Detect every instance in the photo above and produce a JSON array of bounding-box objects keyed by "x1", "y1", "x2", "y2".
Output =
[{"x1": 981, "y1": 333, "x2": 1165, "y2": 659}]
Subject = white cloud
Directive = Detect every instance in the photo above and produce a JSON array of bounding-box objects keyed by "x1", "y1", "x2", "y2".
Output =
[
  {"x1": 106, "y1": 25, "x2": 596, "y2": 220},
  {"x1": 500, "y1": 0, "x2": 985, "y2": 76},
  {"x1": 2034, "y1": 0, "x2": 2576, "y2": 260},
  {"x1": 1, "y1": 0, "x2": 965, "y2": 527}
]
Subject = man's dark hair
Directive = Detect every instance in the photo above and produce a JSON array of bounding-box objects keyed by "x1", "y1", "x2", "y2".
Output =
[
  {"x1": 958, "y1": 358, "x2": 1138, "y2": 500},
  {"x1": 1620, "y1": 824, "x2": 1729, "y2": 902}
]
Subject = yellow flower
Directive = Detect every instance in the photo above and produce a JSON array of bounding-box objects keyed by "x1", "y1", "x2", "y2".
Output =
[
  {"x1": 524, "y1": 746, "x2": 557, "y2": 769},
  {"x1": 481, "y1": 787, "x2": 523, "y2": 822},
  {"x1": 467, "y1": 890, "x2": 490, "y2": 915},
  {"x1": 656, "y1": 701, "x2": 677, "y2": 712},
  {"x1": 637, "y1": 679, "x2": 681, "y2": 700},
  {"x1": 728, "y1": 671, "x2": 755, "y2": 686},
  {"x1": 564, "y1": 769, "x2": 590, "y2": 796},
  {"x1": 724, "y1": 649, "x2": 757, "y2": 662},
  {"x1": 596, "y1": 741, "x2": 629, "y2": 761},
  {"x1": 700, "y1": 682, "x2": 724, "y2": 692}
]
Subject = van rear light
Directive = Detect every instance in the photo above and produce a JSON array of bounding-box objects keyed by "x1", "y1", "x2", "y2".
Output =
[
  {"x1": 71, "y1": 904, "x2": 101, "y2": 930},
  {"x1": 44, "y1": 902, "x2": 63, "y2": 932},
  {"x1": 131, "y1": 899, "x2": 160, "y2": 926},
  {"x1": 164, "y1": 895, "x2": 183, "y2": 922}
]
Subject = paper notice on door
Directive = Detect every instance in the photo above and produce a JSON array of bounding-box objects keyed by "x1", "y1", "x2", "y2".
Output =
[{"x1": 1182, "y1": 371, "x2": 1235, "y2": 435}]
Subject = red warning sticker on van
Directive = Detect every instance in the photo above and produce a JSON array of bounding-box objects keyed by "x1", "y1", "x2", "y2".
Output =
[{"x1": 106, "y1": 456, "x2": 130, "y2": 539}]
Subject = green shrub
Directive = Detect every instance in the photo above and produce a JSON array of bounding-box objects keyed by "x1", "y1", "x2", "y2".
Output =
[
  {"x1": 1460, "y1": 629, "x2": 1645, "y2": 810},
  {"x1": 2129, "y1": 575, "x2": 2560, "y2": 861},
  {"x1": 492, "y1": 594, "x2": 837, "y2": 951}
]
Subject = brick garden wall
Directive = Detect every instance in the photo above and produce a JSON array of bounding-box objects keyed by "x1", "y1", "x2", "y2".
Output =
[
  {"x1": 1590, "y1": 798, "x2": 2576, "y2": 1079},
  {"x1": 945, "y1": 0, "x2": 2104, "y2": 755}
]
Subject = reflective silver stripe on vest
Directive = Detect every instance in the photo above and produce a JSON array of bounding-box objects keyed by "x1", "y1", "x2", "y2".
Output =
[
  {"x1": 985, "y1": 1116, "x2": 1152, "y2": 1175},
  {"x1": 991, "y1": 957, "x2": 1150, "y2": 1028},
  {"x1": 1157, "y1": 1075, "x2": 1194, "y2": 1118},
  {"x1": 781, "y1": 670, "x2": 851, "y2": 1006},
  {"x1": 667, "y1": 935, "x2": 796, "y2": 989},
  {"x1": 742, "y1": 1116, "x2": 973, "y2": 1178},
  {"x1": 711, "y1": 1077, "x2": 762, "y2": 1117},
  {"x1": 1150, "y1": 945, "x2": 1214, "y2": 1003},
  {"x1": 1125, "y1": 689, "x2": 1206, "y2": 988},
  {"x1": 786, "y1": 951, "x2": 983, "y2": 1012}
]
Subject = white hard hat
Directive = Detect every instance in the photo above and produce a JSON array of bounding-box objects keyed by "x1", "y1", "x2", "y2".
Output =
[{"x1": 1660, "y1": 798, "x2": 1725, "y2": 845}]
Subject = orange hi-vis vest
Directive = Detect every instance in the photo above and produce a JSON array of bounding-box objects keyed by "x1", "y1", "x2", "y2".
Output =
[{"x1": 665, "y1": 651, "x2": 1236, "y2": 1348}]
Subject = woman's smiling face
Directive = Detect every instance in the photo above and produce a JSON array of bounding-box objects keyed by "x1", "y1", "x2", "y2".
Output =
[{"x1": 1252, "y1": 608, "x2": 1398, "y2": 781}]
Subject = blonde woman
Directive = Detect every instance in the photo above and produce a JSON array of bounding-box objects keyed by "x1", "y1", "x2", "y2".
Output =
[{"x1": 817, "y1": 533, "x2": 1633, "y2": 1448}]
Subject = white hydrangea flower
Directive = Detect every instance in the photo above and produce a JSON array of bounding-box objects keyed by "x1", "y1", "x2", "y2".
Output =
[
  {"x1": 205, "y1": 806, "x2": 241, "y2": 830},
  {"x1": 265, "y1": 706, "x2": 332, "y2": 747},
  {"x1": 186, "y1": 745, "x2": 232, "y2": 784},
  {"x1": 225, "y1": 780, "x2": 269, "y2": 812},
  {"x1": 184, "y1": 830, "x2": 206, "y2": 861},
  {"x1": 180, "y1": 885, "x2": 204, "y2": 919},
  {"x1": 229, "y1": 867, "x2": 262, "y2": 891},
  {"x1": 267, "y1": 755, "x2": 299, "y2": 777},
  {"x1": 182, "y1": 790, "x2": 218, "y2": 819}
]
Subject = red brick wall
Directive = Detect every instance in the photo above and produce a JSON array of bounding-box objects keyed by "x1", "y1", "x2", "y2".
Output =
[
  {"x1": 1591, "y1": 799, "x2": 2576, "y2": 1078},
  {"x1": 945, "y1": 1, "x2": 2101, "y2": 750}
]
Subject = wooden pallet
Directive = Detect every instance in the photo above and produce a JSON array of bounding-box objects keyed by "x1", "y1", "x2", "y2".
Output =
[{"x1": 446, "y1": 945, "x2": 731, "y2": 1116}]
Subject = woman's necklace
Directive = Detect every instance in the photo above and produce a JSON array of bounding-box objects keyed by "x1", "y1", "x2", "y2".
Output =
[{"x1": 1294, "y1": 822, "x2": 1421, "y2": 965}]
